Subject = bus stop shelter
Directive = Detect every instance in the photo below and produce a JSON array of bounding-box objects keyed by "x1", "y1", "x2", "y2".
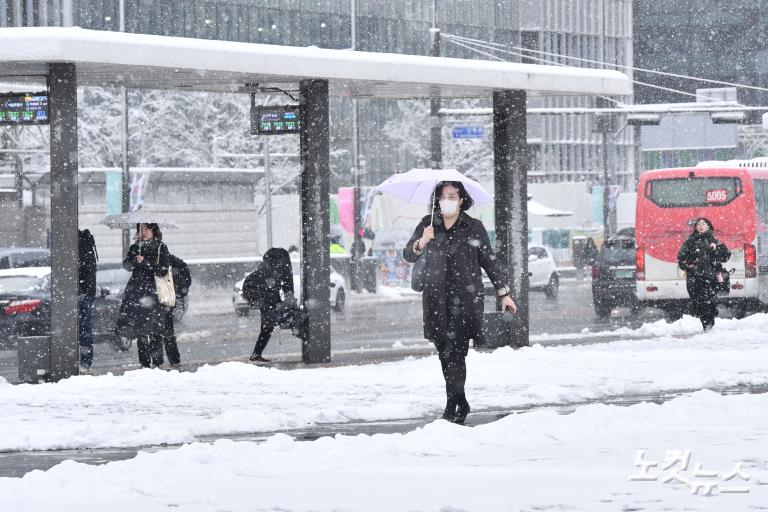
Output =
[{"x1": 0, "y1": 27, "x2": 631, "y2": 381}]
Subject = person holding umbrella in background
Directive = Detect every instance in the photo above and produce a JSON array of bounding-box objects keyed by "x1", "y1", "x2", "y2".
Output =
[
  {"x1": 403, "y1": 181, "x2": 516, "y2": 424},
  {"x1": 116, "y1": 223, "x2": 172, "y2": 368}
]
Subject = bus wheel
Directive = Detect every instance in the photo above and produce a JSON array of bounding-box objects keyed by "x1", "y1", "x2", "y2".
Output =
[{"x1": 733, "y1": 303, "x2": 748, "y2": 319}]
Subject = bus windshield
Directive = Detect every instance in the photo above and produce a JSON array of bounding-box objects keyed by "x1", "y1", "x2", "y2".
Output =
[{"x1": 647, "y1": 177, "x2": 742, "y2": 208}]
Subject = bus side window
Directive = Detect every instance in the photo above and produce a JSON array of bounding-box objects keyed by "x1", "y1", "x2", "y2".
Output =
[{"x1": 756, "y1": 180, "x2": 768, "y2": 225}]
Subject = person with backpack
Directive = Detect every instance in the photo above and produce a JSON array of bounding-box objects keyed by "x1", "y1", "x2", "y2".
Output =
[
  {"x1": 78, "y1": 229, "x2": 98, "y2": 372},
  {"x1": 243, "y1": 247, "x2": 294, "y2": 363},
  {"x1": 116, "y1": 223, "x2": 171, "y2": 368},
  {"x1": 161, "y1": 253, "x2": 192, "y2": 368}
]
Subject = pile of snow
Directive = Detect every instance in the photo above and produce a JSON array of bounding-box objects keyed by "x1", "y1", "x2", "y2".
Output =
[
  {"x1": 0, "y1": 390, "x2": 765, "y2": 511},
  {"x1": 2, "y1": 314, "x2": 768, "y2": 452}
]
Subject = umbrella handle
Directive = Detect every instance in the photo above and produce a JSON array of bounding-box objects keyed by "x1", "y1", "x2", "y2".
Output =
[{"x1": 430, "y1": 188, "x2": 435, "y2": 226}]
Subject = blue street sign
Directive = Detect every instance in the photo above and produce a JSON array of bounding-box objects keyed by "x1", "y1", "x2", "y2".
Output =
[{"x1": 451, "y1": 126, "x2": 485, "y2": 139}]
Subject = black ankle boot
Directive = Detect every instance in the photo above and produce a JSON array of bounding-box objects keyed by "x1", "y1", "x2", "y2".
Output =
[
  {"x1": 454, "y1": 398, "x2": 470, "y2": 425},
  {"x1": 442, "y1": 397, "x2": 457, "y2": 421}
]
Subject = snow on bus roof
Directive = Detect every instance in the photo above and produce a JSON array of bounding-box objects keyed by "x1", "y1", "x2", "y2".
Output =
[
  {"x1": 0, "y1": 27, "x2": 631, "y2": 99},
  {"x1": 696, "y1": 158, "x2": 768, "y2": 169}
]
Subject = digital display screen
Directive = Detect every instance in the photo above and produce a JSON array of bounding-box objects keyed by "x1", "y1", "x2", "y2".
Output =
[
  {"x1": 251, "y1": 105, "x2": 301, "y2": 135},
  {"x1": 0, "y1": 93, "x2": 49, "y2": 125}
]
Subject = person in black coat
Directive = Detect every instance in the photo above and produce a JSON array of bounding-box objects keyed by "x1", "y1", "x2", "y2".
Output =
[
  {"x1": 403, "y1": 181, "x2": 517, "y2": 424},
  {"x1": 677, "y1": 217, "x2": 731, "y2": 331},
  {"x1": 160, "y1": 254, "x2": 191, "y2": 369},
  {"x1": 116, "y1": 223, "x2": 171, "y2": 368},
  {"x1": 246, "y1": 247, "x2": 294, "y2": 363},
  {"x1": 78, "y1": 229, "x2": 98, "y2": 371}
]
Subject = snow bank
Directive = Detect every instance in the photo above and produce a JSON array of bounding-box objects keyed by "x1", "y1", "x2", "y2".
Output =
[
  {"x1": 0, "y1": 390, "x2": 765, "y2": 511},
  {"x1": 2, "y1": 313, "x2": 768, "y2": 451}
]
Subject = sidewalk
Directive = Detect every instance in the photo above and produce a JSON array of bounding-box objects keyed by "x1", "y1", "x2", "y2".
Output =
[
  {"x1": 3, "y1": 382, "x2": 765, "y2": 478},
  {"x1": 3, "y1": 316, "x2": 768, "y2": 455}
]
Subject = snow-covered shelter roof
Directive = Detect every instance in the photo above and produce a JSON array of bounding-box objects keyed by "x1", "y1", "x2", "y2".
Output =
[{"x1": 0, "y1": 27, "x2": 631, "y2": 98}]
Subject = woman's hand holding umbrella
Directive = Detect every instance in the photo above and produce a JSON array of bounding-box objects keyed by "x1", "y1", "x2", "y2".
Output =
[{"x1": 417, "y1": 225, "x2": 435, "y2": 251}]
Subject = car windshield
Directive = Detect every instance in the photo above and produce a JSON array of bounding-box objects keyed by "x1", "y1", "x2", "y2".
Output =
[
  {"x1": 0, "y1": 275, "x2": 46, "y2": 294},
  {"x1": 599, "y1": 239, "x2": 635, "y2": 266}
]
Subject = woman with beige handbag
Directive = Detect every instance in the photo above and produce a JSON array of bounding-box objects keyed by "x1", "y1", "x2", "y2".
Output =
[{"x1": 115, "y1": 223, "x2": 172, "y2": 368}]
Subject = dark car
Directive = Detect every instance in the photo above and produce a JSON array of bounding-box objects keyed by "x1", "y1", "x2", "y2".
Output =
[
  {"x1": 0, "y1": 267, "x2": 51, "y2": 341},
  {"x1": 0, "y1": 247, "x2": 50, "y2": 270},
  {"x1": 0, "y1": 266, "x2": 128, "y2": 350},
  {"x1": 591, "y1": 235, "x2": 639, "y2": 319},
  {"x1": 1, "y1": 266, "x2": 188, "y2": 351}
]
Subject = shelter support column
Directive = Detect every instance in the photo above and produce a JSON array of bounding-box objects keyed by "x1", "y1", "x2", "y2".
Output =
[
  {"x1": 299, "y1": 79, "x2": 331, "y2": 363},
  {"x1": 493, "y1": 90, "x2": 529, "y2": 348},
  {"x1": 48, "y1": 63, "x2": 80, "y2": 381}
]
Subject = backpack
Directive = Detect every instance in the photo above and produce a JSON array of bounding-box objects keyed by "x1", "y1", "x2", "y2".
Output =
[
  {"x1": 170, "y1": 255, "x2": 192, "y2": 297},
  {"x1": 78, "y1": 229, "x2": 98, "y2": 295},
  {"x1": 242, "y1": 268, "x2": 267, "y2": 308}
]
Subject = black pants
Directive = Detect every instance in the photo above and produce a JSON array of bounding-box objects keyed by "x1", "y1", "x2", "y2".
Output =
[
  {"x1": 251, "y1": 307, "x2": 279, "y2": 357},
  {"x1": 432, "y1": 300, "x2": 470, "y2": 409},
  {"x1": 687, "y1": 276, "x2": 718, "y2": 328},
  {"x1": 162, "y1": 307, "x2": 180, "y2": 365},
  {"x1": 137, "y1": 335, "x2": 164, "y2": 368}
]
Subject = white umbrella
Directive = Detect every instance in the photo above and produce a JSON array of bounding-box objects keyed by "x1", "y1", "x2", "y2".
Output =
[
  {"x1": 101, "y1": 212, "x2": 179, "y2": 230},
  {"x1": 375, "y1": 168, "x2": 493, "y2": 205}
]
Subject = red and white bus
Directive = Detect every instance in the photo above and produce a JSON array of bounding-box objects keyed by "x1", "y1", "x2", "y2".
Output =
[{"x1": 636, "y1": 158, "x2": 768, "y2": 320}]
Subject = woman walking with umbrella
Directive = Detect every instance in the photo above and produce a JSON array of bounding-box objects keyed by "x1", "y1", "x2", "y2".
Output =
[
  {"x1": 403, "y1": 181, "x2": 516, "y2": 424},
  {"x1": 116, "y1": 223, "x2": 172, "y2": 368}
]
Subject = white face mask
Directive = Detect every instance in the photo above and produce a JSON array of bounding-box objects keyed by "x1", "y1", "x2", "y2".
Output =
[{"x1": 439, "y1": 199, "x2": 460, "y2": 215}]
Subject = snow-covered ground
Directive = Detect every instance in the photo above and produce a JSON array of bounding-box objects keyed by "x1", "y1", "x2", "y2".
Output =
[
  {"x1": 2, "y1": 314, "x2": 768, "y2": 452},
  {"x1": 0, "y1": 390, "x2": 765, "y2": 511},
  {"x1": 1, "y1": 314, "x2": 767, "y2": 510}
]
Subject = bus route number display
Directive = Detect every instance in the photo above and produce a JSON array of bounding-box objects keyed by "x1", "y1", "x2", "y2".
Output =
[
  {"x1": 706, "y1": 189, "x2": 728, "y2": 203},
  {"x1": 0, "y1": 93, "x2": 49, "y2": 124},
  {"x1": 251, "y1": 105, "x2": 301, "y2": 135}
]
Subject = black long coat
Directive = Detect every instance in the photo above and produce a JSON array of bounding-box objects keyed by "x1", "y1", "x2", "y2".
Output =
[
  {"x1": 403, "y1": 212, "x2": 507, "y2": 343},
  {"x1": 116, "y1": 238, "x2": 171, "y2": 338},
  {"x1": 248, "y1": 260, "x2": 294, "y2": 310},
  {"x1": 677, "y1": 231, "x2": 730, "y2": 281},
  {"x1": 677, "y1": 231, "x2": 730, "y2": 317}
]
